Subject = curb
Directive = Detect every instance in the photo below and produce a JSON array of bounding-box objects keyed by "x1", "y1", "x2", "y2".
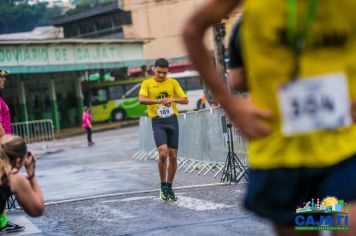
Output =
[
  {"x1": 55, "y1": 119, "x2": 139, "y2": 139},
  {"x1": 36, "y1": 148, "x2": 64, "y2": 158}
]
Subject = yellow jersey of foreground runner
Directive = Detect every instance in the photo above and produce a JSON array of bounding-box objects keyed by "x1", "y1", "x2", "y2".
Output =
[{"x1": 242, "y1": 0, "x2": 356, "y2": 168}]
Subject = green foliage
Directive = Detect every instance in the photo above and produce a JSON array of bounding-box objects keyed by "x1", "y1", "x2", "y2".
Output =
[
  {"x1": 68, "y1": 0, "x2": 115, "y2": 13},
  {"x1": 78, "y1": 0, "x2": 115, "y2": 6},
  {"x1": 0, "y1": 0, "x2": 116, "y2": 34},
  {"x1": 0, "y1": 2, "x2": 64, "y2": 34}
]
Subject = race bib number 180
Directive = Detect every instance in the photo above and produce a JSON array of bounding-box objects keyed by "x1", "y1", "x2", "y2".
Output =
[
  {"x1": 278, "y1": 73, "x2": 352, "y2": 136},
  {"x1": 156, "y1": 106, "x2": 174, "y2": 118}
]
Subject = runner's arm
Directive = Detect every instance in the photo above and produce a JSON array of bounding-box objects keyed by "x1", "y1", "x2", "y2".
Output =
[
  {"x1": 183, "y1": 0, "x2": 273, "y2": 138},
  {"x1": 171, "y1": 80, "x2": 188, "y2": 105},
  {"x1": 161, "y1": 97, "x2": 188, "y2": 106},
  {"x1": 173, "y1": 97, "x2": 188, "y2": 104},
  {"x1": 138, "y1": 81, "x2": 160, "y2": 105},
  {"x1": 228, "y1": 68, "x2": 247, "y2": 93},
  {"x1": 10, "y1": 173, "x2": 44, "y2": 217},
  {"x1": 139, "y1": 95, "x2": 161, "y2": 105}
]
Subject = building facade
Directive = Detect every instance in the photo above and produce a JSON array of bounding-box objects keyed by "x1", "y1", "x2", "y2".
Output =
[
  {"x1": 0, "y1": 39, "x2": 145, "y2": 129},
  {"x1": 121, "y1": 0, "x2": 215, "y2": 61}
]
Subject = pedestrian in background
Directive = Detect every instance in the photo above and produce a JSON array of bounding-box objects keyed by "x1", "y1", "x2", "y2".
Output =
[
  {"x1": 0, "y1": 70, "x2": 12, "y2": 138},
  {"x1": 0, "y1": 70, "x2": 25, "y2": 233},
  {"x1": 139, "y1": 58, "x2": 188, "y2": 201},
  {"x1": 82, "y1": 106, "x2": 94, "y2": 147},
  {"x1": 183, "y1": 0, "x2": 356, "y2": 235},
  {"x1": 198, "y1": 93, "x2": 206, "y2": 110}
]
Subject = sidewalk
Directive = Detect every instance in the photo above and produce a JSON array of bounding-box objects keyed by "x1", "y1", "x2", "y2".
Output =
[
  {"x1": 54, "y1": 119, "x2": 139, "y2": 139},
  {"x1": 28, "y1": 119, "x2": 139, "y2": 157}
]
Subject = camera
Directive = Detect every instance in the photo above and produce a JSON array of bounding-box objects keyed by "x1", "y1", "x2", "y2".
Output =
[{"x1": 0, "y1": 70, "x2": 9, "y2": 77}]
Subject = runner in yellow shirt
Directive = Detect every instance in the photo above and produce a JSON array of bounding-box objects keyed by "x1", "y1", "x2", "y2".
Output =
[
  {"x1": 139, "y1": 58, "x2": 188, "y2": 201},
  {"x1": 183, "y1": 0, "x2": 356, "y2": 235}
]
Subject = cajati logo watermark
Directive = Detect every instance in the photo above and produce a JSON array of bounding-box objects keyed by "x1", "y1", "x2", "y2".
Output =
[{"x1": 295, "y1": 196, "x2": 351, "y2": 231}]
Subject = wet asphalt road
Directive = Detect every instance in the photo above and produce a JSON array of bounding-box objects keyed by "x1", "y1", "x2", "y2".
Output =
[{"x1": 8, "y1": 126, "x2": 276, "y2": 236}]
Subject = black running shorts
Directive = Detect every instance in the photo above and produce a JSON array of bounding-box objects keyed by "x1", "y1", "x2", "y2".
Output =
[
  {"x1": 151, "y1": 116, "x2": 179, "y2": 149},
  {"x1": 244, "y1": 154, "x2": 356, "y2": 226}
]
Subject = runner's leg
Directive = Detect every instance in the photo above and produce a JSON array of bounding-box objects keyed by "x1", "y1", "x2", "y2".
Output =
[
  {"x1": 157, "y1": 144, "x2": 168, "y2": 183},
  {"x1": 166, "y1": 116, "x2": 179, "y2": 200},
  {"x1": 158, "y1": 144, "x2": 169, "y2": 200},
  {"x1": 166, "y1": 116, "x2": 179, "y2": 184},
  {"x1": 152, "y1": 119, "x2": 170, "y2": 200},
  {"x1": 167, "y1": 148, "x2": 177, "y2": 183}
]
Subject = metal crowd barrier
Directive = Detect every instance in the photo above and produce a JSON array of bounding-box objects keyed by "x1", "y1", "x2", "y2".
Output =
[
  {"x1": 5, "y1": 194, "x2": 21, "y2": 211},
  {"x1": 11, "y1": 119, "x2": 55, "y2": 144},
  {"x1": 133, "y1": 107, "x2": 249, "y2": 178}
]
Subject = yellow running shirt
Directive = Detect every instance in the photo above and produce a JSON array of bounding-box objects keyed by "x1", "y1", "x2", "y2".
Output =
[
  {"x1": 139, "y1": 77, "x2": 186, "y2": 118},
  {"x1": 241, "y1": 0, "x2": 356, "y2": 168}
]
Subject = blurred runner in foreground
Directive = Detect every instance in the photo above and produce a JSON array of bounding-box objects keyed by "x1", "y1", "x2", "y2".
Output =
[{"x1": 183, "y1": 0, "x2": 356, "y2": 235}]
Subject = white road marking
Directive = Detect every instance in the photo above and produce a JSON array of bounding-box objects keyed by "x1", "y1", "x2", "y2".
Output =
[
  {"x1": 102, "y1": 196, "x2": 155, "y2": 203},
  {"x1": 171, "y1": 196, "x2": 232, "y2": 211},
  {"x1": 103, "y1": 193, "x2": 230, "y2": 211},
  {"x1": 101, "y1": 205, "x2": 135, "y2": 219},
  {"x1": 46, "y1": 182, "x2": 229, "y2": 206}
]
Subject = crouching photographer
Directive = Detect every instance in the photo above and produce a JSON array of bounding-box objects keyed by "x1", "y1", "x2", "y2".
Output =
[{"x1": 0, "y1": 135, "x2": 44, "y2": 229}]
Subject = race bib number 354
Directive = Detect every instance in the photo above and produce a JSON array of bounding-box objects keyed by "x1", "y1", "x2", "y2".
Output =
[{"x1": 278, "y1": 73, "x2": 352, "y2": 136}]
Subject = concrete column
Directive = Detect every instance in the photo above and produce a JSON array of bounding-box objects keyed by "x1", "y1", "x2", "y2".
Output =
[
  {"x1": 49, "y1": 79, "x2": 60, "y2": 130},
  {"x1": 18, "y1": 79, "x2": 28, "y2": 122},
  {"x1": 75, "y1": 76, "x2": 84, "y2": 125}
]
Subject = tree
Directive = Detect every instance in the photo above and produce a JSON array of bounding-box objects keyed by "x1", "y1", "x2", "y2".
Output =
[
  {"x1": 76, "y1": 0, "x2": 115, "y2": 8},
  {"x1": 0, "y1": 2, "x2": 64, "y2": 34},
  {"x1": 67, "y1": 0, "x2": 115, "y2": 14},
  {"x1": 8, "y1": 0, "x2": 29, "y2": 4}
]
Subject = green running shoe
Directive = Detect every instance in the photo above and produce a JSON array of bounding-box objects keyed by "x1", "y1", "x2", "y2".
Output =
[
  {"x1": 160, "y1": 187, "x2": 168, "y2": 201},
  {"x1": 0, "y1": 222, "x2": 25, "y2": 233},
  {"x1": 168, "y1": 188, "x2": 177, "y2": 201}
]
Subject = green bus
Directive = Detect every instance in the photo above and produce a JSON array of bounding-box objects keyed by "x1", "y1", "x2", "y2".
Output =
[
  {"x1": 84, "y1": 70, "x2": 204, "y2": 122},
  {"x1": 84, "y1": 77, "x2": 147, "y2": 122}
]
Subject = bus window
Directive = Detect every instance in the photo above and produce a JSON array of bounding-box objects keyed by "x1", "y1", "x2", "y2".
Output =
[
  {"x1": 167, "y1": 71, "x2": 207, "y2": 111},
  {"x1": 124, "y1": 83, "x2": 141, "y2": 98},
  {"x1": 109, "y1": 85, "x2": 125, "y2": 99},
  {"x1": 186, "y1": 76, "x2": 203, "y2": 90},
  {"x1": 176, "y1": 78, "x2": 187, "y2": 91},
  {"x1": 91, "y1": 88, "x2": 108, "y2": 105},
  {"x1": 88, "y1": 79, "x2": 147, "y2": 122}
]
